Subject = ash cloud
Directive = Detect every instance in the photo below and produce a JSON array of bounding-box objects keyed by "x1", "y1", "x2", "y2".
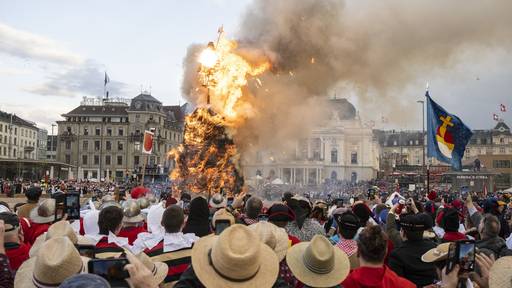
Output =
[{"x1": 182, "y1": 0, "x2": 512, "y2": 156}]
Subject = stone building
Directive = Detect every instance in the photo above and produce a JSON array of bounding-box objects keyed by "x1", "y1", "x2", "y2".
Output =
[
  {"x1": 56, "y1": 94, "x2": 184, "y2": 181},
  {"x1": 0, "y1": 111, "x2": 39, "y2": 160},
  {"x1": 243, "y1": 98, "x2": 380, "y2": 185}
]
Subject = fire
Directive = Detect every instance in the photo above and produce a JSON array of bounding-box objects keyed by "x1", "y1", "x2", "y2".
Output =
[{"x1": 169, "y1": 32, "x2": 270, "y2": 197}]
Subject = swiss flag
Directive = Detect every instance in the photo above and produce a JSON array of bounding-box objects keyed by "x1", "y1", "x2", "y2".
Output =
[{"x1": 142, "y1": 130, "x2": 154, "y2": 154}]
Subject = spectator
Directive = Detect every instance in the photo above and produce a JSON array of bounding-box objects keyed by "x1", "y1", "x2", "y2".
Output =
[
  {"x1": 0, "y1": 220, "x2": 14, "y2": 288},
  {"x1": 388, "y1": 213, "x2": 437, "y2": 287},
  {"x1": 95, "y1": 206, "x2": 126, "y2": 257},
  {"x1": 0, "y1": 212, "x2": 29, "y2": 271},
  {"x1": 332, "y1": 210, "x2": 361, "y2": 269},
  {"x1": 118, "y1": 200, "x2": 147, "y2": 245},
  {"x1": 174, "y1": 224, "x2": 285, "y2": 287},
  {"x1": 268, "y1": 203, "x2": 300, "y2": 246},
  {"x1": 209, "y1": 193, "x2": 227, "y2": 214},
  {"x1": 475, "y1": 214, "x2": 512, "y2": 258},
  {"x1": 182, "y1": 197, "x2": 211, "y2": 237},
  {"x1": 286, "y1": 196, "x2": 325, "y2": 241},
  {"x1": 59, "y1": 274, "x2": 110, "y2": 288},
  {"x1": 287, "y1": 234, "x2": 349, "y2": 288},
  {"x1": 238, "y1": 196, "x2": 263, "y2": 225},
  {"x1": 17, "y1": 186, "x2": 42, "y2": 219},
  {"x1": 440, "y1": 208, "x2": 467, "y2": 242},
  {"x1": 144, "y1": 205, "x2": 199, "y2": 283},
  {"x1": 343, "y1": 225, "x2": 415, "y2": 288},
  {"x1": 27, "y1": 199, "x2": 56, "y2": 245}
]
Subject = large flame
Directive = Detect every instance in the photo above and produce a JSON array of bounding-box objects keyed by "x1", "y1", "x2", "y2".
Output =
[{"x1": 169, "y1": 34, "x2": 270, "y2": 196}]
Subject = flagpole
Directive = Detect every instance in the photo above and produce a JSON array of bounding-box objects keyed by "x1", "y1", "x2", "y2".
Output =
[
  {"x1": 424, "y1": 83, "x2": 430, "y2": 194},
  {"x1": 140, "y1": 154, "x2": 147, "y2": 187}
]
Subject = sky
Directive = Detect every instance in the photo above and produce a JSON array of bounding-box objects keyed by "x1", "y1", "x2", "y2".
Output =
[{"x1": 0, "y1": 0, "x2": 511, "y2": 133}]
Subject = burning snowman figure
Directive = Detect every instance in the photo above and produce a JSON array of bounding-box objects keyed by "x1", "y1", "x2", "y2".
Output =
[{"x1": 169, "y1": 30, "x2": 270, "y2": 197}]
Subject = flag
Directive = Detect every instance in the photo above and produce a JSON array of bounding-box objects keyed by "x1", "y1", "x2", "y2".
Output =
[
  {"x1": 493, "y1": 113, "x2": 499, "y2": 121},
  {"x1": 142, "y1": 130, "x2": 154, "y2": 154},
  {"x1": 104, "y1": 72, "x2": 110, "y2": 86},
  {"x1": 426, "y1": 91, "x2": 473, "y2": 170},
  {"x1": 500, "y1": 104, "x2": 506, "y2": 112},
  {"x1": 483, "y1": 183, "x2": 488, "y2": 197}
]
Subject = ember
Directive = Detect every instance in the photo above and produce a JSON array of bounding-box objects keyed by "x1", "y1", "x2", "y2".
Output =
[{"x1": 169, "y1": 32, "x2": 270, "y2": 197}]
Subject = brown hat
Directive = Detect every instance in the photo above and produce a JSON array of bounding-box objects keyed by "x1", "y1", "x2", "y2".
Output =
[
  {"x1": 30, "y1": 221, "x2": 94, "y2": 257},
  {"x1": 421, "y1": 242, "x2": 451, "y2": 263},
  {"x1": 123, "y1": 200, "x2": 144, "y2": 223},
  {"x1": 212, "y1": 208, "x2": 235, "y2": 228},
  {"x1": 286, "y1": 235, "x2": 350, "y2": 288},
  {"x1": 191, "y1": 224, "x2": 279, "y2": 288},
  {"x1": 29, "y1": 199, "x2": 55, "y2": 224},
  {"x1": 136, "y1": 252, "x2": 168, "y2": 286},
  {"x1": 15, "y1": 237, "x2": 89, "y2": 288},
  {"x1": 489, "y1": 256, "x2": 512, "y2": 288},
  {"x1": 248, "y1": 222, "x2": 289, "y2": 262}
]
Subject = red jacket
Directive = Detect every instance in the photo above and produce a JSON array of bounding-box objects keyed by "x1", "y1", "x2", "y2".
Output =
[
  {"x1": 118, "y1": 226, "x2": 147, "y2": 245},
  {"x1": 442, "y1": 231, "x2": 467, "y2": 242},
  {"x1": 94, "y1": 236, "x2": 125, "y2": 258},
  {"x1": 26, "y1": 222, "x2": 51, "y2": 245},
  {"x1": 342, "y1": 266, "x2": 416, "y2": 288},
  {"x1": 5, "y1": 242, "x2": 31, "y2": 271}
]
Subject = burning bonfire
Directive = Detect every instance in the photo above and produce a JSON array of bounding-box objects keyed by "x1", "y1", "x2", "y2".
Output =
[{"x1": 169, "y1": 31, "x2": 270, "y2": 197}]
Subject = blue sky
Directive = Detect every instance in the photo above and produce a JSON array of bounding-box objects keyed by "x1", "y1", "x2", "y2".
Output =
[{"x1": 0, "y1": 0, "x2": 511, "y2": 133}]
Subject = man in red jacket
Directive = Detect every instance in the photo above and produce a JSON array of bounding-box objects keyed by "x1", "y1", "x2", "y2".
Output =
[
  {"x1": 0, "y1": 212, "x2": 30, "y2": 271},
  {"x1": 343, "y1": 225, "x2": 415, "y2": 288},
  {"x1": 27, "y1": 199, "x2": 55, "y2": 245}
]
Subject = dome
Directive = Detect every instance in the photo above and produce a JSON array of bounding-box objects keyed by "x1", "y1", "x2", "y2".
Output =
[
  {"x1": 130, "y1": 93, "x2": 163, "y2": 112},
  {"x1": 329, "y1": 98, "x2": 356, "y2": 120}
]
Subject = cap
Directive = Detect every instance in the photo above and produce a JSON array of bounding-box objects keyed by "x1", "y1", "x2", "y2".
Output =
[
  {"x1": 268, "y1": 204, "x2": 295, "y2": 222},
  {"x1": 400, "y1": 213, "x2": 432, "y2": 232},
  {"x1": 333, "y1": 211, "x2": 361, "y2": 231},
  {"x1": 0, "y1": 212, "x2": 20, "y2": 232}
]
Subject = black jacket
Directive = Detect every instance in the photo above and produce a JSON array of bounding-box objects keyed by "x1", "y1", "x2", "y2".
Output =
[
  {"x1": 388, "y1": 239, "x2": 437, "y2": 288},
  {"x1": 476, "y1": 236, "x2": 512, "y2": 258}
]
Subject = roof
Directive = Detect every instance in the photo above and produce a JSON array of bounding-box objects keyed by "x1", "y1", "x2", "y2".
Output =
[
  {"x1": 163, "y1": 105, "x2": 186, "y2": 122},
  {"x1": 63, "y1": 105, "x2": 128, "y2": 116},
  {"x1": 129, "y1": 93, "x2": 164, "y2": 112},
  {"x1": 374, "y1": 130, "x2": 424, "y2": 146},
  {"x1": 493, "y1": 121, "x2": 510, "y2": 135},
  {"x1": 329, "y1": 98, "x2": 356, "y2": 120},
  {"x1": 0, "y1": 110, "x2": 37, "y2": 129}
]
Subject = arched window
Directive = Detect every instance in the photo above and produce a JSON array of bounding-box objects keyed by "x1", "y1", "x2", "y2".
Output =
[{"x1": 331, "y1": 149, "x2": 338, "y2": 163}]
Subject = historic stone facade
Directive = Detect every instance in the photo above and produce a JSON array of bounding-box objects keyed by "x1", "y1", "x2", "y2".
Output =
[
  {"x1": 56, "y1": 94, "x2": 185, "y2": 181},
  {"x1": 0, "y1": 111, "x2": 39, "y2": 160}
]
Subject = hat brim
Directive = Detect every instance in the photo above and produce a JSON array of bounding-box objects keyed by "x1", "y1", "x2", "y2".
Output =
[
  {"x1": 489, "y1": 256, "x2": 512, "y2": 288},
  {"x1": 191, "y1": 234, "x2": 279, "y2": 288},
  {"x1": 286, "y1": 242, "x2": 350, "y2": 288},
  {"x1": 421, "y1": 243, "x2": 451, "y2": 263},
  {"x1": 123, "y1": 214, "x2": 145, "y2": 223},
  {"x1": 15, "y1": 256, "x2": 90, "y2": 288},
  {"x1": 29, "y1": 209, "x2": 54, "y2": 224},
  {"x1": 209, "y1": 199, "x2": 227, "y2": 209},
  {"x1": 273, "y1": 228, "x2": 290, "y2": 262},
  {"x1": 153, "y1": 262, "x2": 168, "y2": 285}
]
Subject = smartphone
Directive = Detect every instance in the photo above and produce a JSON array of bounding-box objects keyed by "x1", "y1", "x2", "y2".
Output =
[
  {"x1": 227, "y1": 197, "x2": 234, "y2": 207},
  {"x1": 65, "y1": 193, "x2": 81, "y2": 220},
  {"x1": 53, "y1": 192, "x2": 66, "y2": 222},
  {"x1": 75, "y1": 244, "x2": 95, "y2": 258},
  {"x1": 88, "y1": 258, "x2": 130, "y2": 287},
  {"x1": 214, "y1": 219, "x2": 231, "y2": 235},
  {"x1": 446, "y1": 240, "x2": 475, "y2": 274}
]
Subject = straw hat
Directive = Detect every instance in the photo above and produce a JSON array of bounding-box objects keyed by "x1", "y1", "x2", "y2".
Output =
[
  {"x1": 209, "y1": 193, "x2": 227, "y2": 209},
  {"x1": 123, "y1": 200, "x2": 144, "y2": 223},
  {"x1": 29, "y1": 199, "x2": 55, "y2": 224},
  {"x1": 191, "y1": 224, "x2": 279, "y2": 288},
  {"x1": 286, "y1": 235, "x2": 350, "y2": 288},
  {"x1": 15, "y1": 237, "x2": 89, "y2": 288},
  {"x1": 248, "y1": 222, "x2": 289, "y2": 262},
  {"x1": 212, "y1": 208, "x2": 235, "y2": 228},
  {"x1": 30, "y1": 221, "x2": 94, "y2": 257},
  {"x1": 421, "y1": 242, "x2": 451, "y2": 263},
  {"x1": 136, "y1": 252, "x2": 168, "y2": 285},
  {"x1": 489, "y1": 256, "x2": 512, "y2": 288}
]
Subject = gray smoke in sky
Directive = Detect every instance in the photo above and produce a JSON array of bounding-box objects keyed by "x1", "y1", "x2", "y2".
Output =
[{"x1": 182, "y1": 0, "x2": 512, "y2": 156}]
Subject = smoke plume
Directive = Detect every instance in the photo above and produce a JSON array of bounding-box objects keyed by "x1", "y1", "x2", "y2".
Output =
[{"x1": 182, "y1": 0, "x2": 512, "y2": 157}]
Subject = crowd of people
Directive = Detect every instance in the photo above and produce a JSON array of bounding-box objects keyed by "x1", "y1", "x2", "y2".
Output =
[{"x1": 0, "y1": 181, "x2": 510, "y2": 287}]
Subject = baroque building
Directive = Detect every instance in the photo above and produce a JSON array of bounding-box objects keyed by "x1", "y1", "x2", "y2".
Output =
[
  {"x1": 56, "y1": 94, "x2": 185, "y2": 181},
  {"x1": 243, "y1": 98, "x2": 380, "y2": 185}
]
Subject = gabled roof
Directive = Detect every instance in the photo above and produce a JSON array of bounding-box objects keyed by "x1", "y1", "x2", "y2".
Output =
[
  {"x1": 64, "y1": 105, "x2": 128, "y2": 116},
  {"x1": 0, "y1": 110, "x2": 37, "y2": 128},
  {"x1": 132, "y1": 93, "x2": 162, "y2": 104},
  {"x1": 493, "y1": 121, "x2": 510, "y2": 135}
]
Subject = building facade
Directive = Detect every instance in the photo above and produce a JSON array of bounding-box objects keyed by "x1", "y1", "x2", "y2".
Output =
[
  {"x1": 0, "y1": 111, "x2": 39, "y2": 160},
  {"x1": 46, "y1": 135, "x2": 57, "y2": 161},
  {"x1": 56, "y1": 94, "x2": 184, "y2": 181},
  {"x1": 243, "y1": 98, "x2": 380, "y2": 185},
  {"x1": 37, "y1": 129, "x2": 48, "y2": 160}
]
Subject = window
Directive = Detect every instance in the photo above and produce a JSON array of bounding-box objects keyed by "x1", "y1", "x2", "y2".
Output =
[
  {"x1": 117, "y1": 155, "x2": 123, "y2": 165},
  {"x1": 134, "y1": 156, "x2": 140, "y2": 166},
  {"x1": 106, "y1": 141, "x2": 112, "y2": 150},
  {"x1": 14, "y1": 128, "x2": 17, "y2": 135},
  {"x1": 134, "y1": 142, "x2": 141, "y2": 151},
  {"x1": 351, "y1": 152, "x2": 358, "y2": 164},
  {"x1": 65, "y1": 141, "x2": 71, "y2": 150},
  {"x1": 500, "y1": 138, "x2": 505, "y2": 144},
  {"x1": 66, "y1": 127, "x2": 71, "y2": 133},
  {"x1": 95, "y1": 128, "x2": 101, "y2": 136},
  {"x1": 83, "y1": 127, "x2": 89, "y2": 135},
  {"x1": 493, "y1": 160, "x2": 511, "y2": 168},
  {"x1": 94, "y1": 141, "x2": 100, "y2": 151},
  {"x1": 105, "y1": 155, "x2": 111, "y2": 165},
  {"x1": 106, "y1": 127, "x2": 112, "y2": 136},
  {"x1": 118, "y1": 141, "x2": 123, "y2": 151},
  {"x1": 65, "y1": 154, "x2": 71, "y2": 164},
  {"x1": 331, "y1": 149, "x2": 338, "y2": 163},
  {"x1": 83, "y1": 141, "x2": 88, "y2": 150},
  {"x1": 82, "y1": 155, "x2": 88, "y2": 165},
  {"x1": 118, "y1": 128, "x2": 124, "y2": 136},
  {"x1": 94, "y1": 155, "x2": 100, "y2": 165},
  {"x1": 500, "y1": 147, "x2": 506, "y2": 154}
]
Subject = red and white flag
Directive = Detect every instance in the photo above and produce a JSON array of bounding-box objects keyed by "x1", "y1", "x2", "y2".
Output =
[
  {"x1": 142, "y1": 130, "x2": 154, "y2": 154},
  {"x1": 493, "y1": 114, "x2": 499, "y2": 121},
  {"x1": 500, "y1": 104, "x2": 506, "y2": 112},
  {"x1": 483, "y1": 184, "x2": 488, "y2": 197}
]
